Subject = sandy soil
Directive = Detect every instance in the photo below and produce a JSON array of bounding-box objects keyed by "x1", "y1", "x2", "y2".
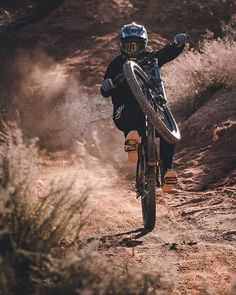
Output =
[
  {"x1": 1, "y1": 1, "x2": 236, "y2": 294},
  {"x1": 37, "y1": 147, "x2": 235, "y2": 295},
  {"x1": 36, "y1": 86, "x2": 236, "y2": 293}
]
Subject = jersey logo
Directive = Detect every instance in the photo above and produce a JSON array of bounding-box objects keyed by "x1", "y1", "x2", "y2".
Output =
[{"x1": 115, "y1": 105, "x2": 125, "y2": 120}]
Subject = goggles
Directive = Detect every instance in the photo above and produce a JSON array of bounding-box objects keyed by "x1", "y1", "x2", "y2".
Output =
[{"x1": 122, "y1": 40, "x2": 146, "y2": 57}]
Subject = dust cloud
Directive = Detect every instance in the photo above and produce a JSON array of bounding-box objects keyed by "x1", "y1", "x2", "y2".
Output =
[{"x1": 13, "y1": 52, "x2": 132, "y2": 185}]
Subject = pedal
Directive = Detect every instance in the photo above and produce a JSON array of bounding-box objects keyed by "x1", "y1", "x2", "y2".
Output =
[
  {"x1": 162, "y1": 169, "x2": 178, "y2": 193},
  {"x1": 164, "y1": 177, "x2": 178, "y2": 185},
  {"x1": 124, "y1": 140, "x2": 138, "y2": 152},
  {"x1": 124, "y1": 130, "x2": 140, "y2": 163}
]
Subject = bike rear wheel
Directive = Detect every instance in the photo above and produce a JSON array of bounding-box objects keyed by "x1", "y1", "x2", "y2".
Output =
[
  {"x1": 142, "y1": 166, "x2": 156, "y2": 230},
  {"x1": 123, "y1": 61, "x2": 181, "y2": 144},
  {"x1": 136, "y1": 141, "x2": 156, "y2": 230}
]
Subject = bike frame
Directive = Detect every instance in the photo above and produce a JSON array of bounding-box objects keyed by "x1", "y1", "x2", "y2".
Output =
[
  {"x1": 135, "y1": 59, "x2": 165, "y2": 229},
  {"x1": 117, "y1": 55, "x2": 177, "y2": 229},
  {"x1": 137, "y1": 59, "x2": 164, "y2": 180}
]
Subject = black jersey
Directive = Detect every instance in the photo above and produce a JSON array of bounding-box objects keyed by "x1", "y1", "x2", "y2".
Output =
[{"x1": 101, "y1": 42, "x2": 184, "y2": 107}]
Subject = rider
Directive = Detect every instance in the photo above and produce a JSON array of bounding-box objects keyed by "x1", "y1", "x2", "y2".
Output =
[{"x1": 101, "y1": 22, "x2": 188, "y2": 192}]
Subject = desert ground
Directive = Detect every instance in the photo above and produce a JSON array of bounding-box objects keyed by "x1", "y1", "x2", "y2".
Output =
[{"x1": 0, "y1": 1, "x2": 235, "y2": 294}]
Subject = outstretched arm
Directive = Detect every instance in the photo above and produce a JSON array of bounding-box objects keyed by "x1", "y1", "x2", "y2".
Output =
[{"x1": 154, "y1": 33, "x2": 188, "y2": 67}]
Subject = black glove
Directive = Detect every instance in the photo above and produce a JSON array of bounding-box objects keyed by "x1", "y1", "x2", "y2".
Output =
[
  {"x1": 101, "y1": 78, "x2": 115, "y2": 92},
  {"x1": 174, "y1": 33, "x2": 188, "y2": 47}
]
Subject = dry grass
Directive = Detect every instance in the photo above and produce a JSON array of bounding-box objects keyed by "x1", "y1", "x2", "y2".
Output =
[
  {"x1": 163, "y1": 39, "x2": 236, "y2": 119},
  {"x1": 0, "y1": 126, "x2": 87, "y2": 294},
  {"x1": 46, "y1": 259, "x2": 172, "y2": 295}
]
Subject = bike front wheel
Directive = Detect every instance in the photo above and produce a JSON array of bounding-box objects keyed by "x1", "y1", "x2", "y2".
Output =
[{"x1": 123, "y1": 61, "x2": 181, "y2": 144}]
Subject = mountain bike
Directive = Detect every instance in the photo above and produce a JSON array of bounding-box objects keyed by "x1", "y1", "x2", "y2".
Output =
[{"x1": 114, "y1": 53, "x2": 180, "y2": 230}]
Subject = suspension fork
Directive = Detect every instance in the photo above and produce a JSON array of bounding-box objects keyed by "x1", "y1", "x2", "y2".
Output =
[{"x1": 153, "y1": 58, "x2": 168, "y2": 103}]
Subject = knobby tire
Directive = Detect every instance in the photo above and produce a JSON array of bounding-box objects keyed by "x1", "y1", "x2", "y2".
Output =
[
  {"x1": 141, "y1": 166, "x2": 156, "y2": 230},
  {"x1": 123, "y1": 61, "x2": 181, "y2": 144},
  {"x1": 137, "y1": 144, "x2": 156, "y2": 230}
]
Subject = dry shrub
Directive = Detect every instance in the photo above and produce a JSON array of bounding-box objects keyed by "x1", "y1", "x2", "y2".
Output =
[
  {"x1": 45, "y1": 243, "x2": 174, "y2": 295},
  {"x1": 0, "y1": 126, "x2": 87, "y2": 294},
  {"x1": 222, "y1": 14, "x2": 236, "y2": 40},
  {"x1": 46, "y1": 257, "x2": 173, "y2": 295},
  {"x1": 163, "y1": 38, "x2": 236, "y2": 118}
]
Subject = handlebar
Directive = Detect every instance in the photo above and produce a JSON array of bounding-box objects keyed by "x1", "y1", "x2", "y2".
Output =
[
  {"x1": 112, "y1": 51, "x2": 157, "y2": 86},
  {"x1": 138, "y1": 51, "x2": 159, "y2": 67},
  {"x1": 112, "y1": 35, "x2": 190, "y2": 86}
]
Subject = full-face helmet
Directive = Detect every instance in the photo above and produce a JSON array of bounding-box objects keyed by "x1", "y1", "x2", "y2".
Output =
[{"x1": 120, "y1": 22, "x2": 148, "y2": 59}]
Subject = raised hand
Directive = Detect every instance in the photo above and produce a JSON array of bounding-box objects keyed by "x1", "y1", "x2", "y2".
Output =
[{"x1": 174, "y1": 33, "x2": 189, "y2": 47}]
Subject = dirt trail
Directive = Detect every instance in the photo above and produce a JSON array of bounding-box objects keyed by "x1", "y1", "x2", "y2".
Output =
[
  {"x1": 1, "y1": 1, "x2": 236, "y2": 293},
  {"x1": 37, "y1": 140, "x2": 236, "y2": 295},
  {"x1": 31, "y1": 81, "x2": 235, "y2": 294}
]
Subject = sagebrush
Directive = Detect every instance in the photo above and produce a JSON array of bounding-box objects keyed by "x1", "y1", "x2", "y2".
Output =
[
  {"x1": 163, "y1": 38, "x2": 236, "y2": 118},
  {"x1": 0, "y1": 127, "x2": 87, "y2": 294}
]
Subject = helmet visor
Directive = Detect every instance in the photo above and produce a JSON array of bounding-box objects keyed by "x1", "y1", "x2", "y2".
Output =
[{"x1": 122, "y1": 40, "x2": 146, "y2": 58}]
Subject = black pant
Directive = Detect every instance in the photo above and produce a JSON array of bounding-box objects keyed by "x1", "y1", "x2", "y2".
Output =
[{"x1": 113, "y1": 103, "x2": 175, "y2": 175}]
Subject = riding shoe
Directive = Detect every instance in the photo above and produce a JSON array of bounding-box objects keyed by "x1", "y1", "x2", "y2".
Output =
[
  {"x1": 162, "y1": 169, "x2": 178, "y2": 193},
  {"x1": 124, "y1": 130, "x2": 140, "y2": 163}
]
